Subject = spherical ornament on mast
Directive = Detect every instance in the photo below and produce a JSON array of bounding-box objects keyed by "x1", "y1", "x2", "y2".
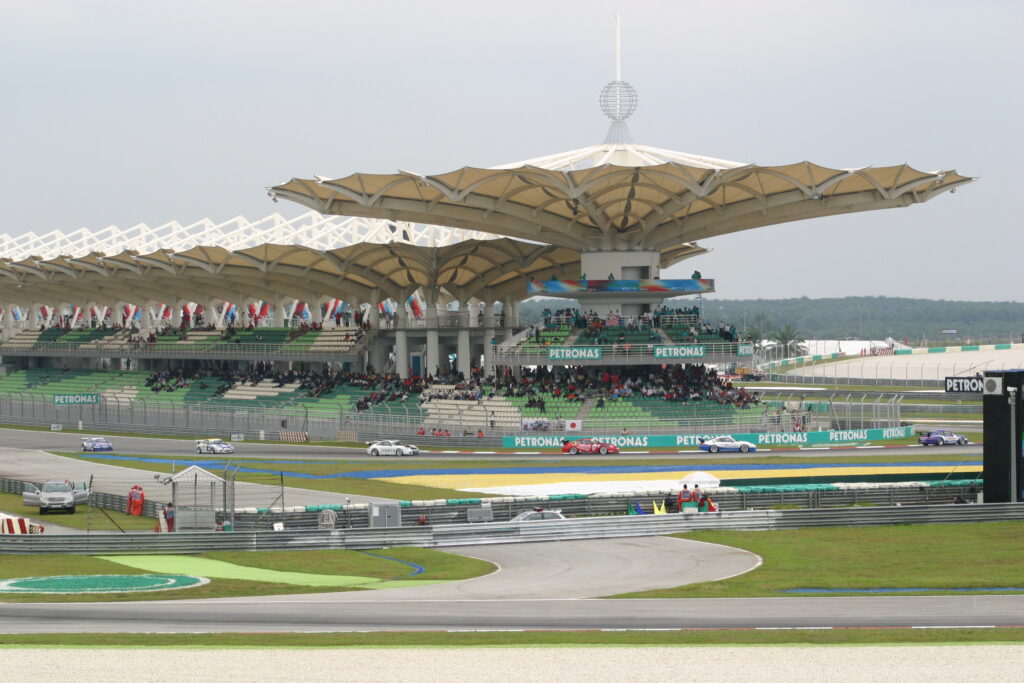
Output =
[{"x1": 599, "y1": 80, "x2": 638, "y2": 121}]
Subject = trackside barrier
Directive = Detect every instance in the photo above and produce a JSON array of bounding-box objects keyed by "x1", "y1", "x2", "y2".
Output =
[
  {"x1": 2, "y1": 503, "x2": 1021, "y2": 554},
  {"x1": 1, "y1": 474, "x2": 979, "y2": 531}
]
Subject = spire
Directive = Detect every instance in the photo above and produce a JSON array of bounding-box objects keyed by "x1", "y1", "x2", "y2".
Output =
[{"x1": 599, "y1": 14, "x2": 637, "y2": 144}]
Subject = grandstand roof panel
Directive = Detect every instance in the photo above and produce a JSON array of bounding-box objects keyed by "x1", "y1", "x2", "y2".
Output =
[
  {"x1": 0, "y1": 237, "x2": 623, "y2": 306},
  {"x1": 271, "y1": 145, "x2": 974, "y2": 253}
]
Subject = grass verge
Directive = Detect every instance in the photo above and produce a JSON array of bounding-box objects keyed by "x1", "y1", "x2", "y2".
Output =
[
  {"x1": 0, "y1": 548, "x2": 494, "y2": 603},
  {"x1": 613, "y1": 521, "x2": 1024, "y2": 599}
]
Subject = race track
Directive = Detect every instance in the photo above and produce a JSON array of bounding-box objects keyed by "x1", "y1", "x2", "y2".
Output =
[{"x1": 3, "y1": 535, "x2": 1022, "y2": 633}]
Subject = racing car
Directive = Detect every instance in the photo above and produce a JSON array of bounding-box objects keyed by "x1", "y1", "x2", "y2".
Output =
[
  {"x1": 366, "y1": 440, "x2": 420, "y2": 456},
  {"x1": 194, "y1": 438, "x2": 235, "y2": 454},
  {"x1": 561, "y1": 438, "x2": 619, "y2": 455},
  {"x1": 81, "y1": 436, "x2": 113, "y2": 452},
  {"x1": 918, "y1": 429, "x2": 969, "y2": 446},
  {"x1": 699, "y1": 435, "x2": 757, "y2": 453}
]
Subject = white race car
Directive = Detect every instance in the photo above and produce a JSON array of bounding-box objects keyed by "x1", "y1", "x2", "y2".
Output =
[
  {"x1": 195, "y1": 438, "x2": 235, "y2": 454},
  {"x1": 366, "y1": 440, "x2": 420, "y2": 457},
  {"x1": 699, "y1": 435, "x2": 757, "y2": 453}
]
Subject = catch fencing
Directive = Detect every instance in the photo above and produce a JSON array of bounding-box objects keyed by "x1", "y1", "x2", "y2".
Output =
[{"x1": 2, "y1": 502, "x2": 1019, "y2": 554}]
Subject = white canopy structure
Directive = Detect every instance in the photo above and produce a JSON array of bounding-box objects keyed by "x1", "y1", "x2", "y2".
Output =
[{"x1": 0, "y1": 211, "x2": 495, "y2": 262}]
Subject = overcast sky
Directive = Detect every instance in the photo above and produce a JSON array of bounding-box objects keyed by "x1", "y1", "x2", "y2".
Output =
[{"x1": 1, "y1": 0, "x2": 1020, "y2": 301}]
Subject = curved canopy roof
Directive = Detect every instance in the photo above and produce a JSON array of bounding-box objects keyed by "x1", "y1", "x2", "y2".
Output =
[
  {"x1": 0, "y1": 237, "x2": 706, "y2": 308},
  {"x1": 270, "y1": 143, "x2": 974, "y2": 253}
]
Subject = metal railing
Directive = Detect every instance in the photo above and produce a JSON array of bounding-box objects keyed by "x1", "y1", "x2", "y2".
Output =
[
  {"x1": 495, "y1": 341, "x2": 749, "y2": 365},
  {"x1": 0, "y1": 340, "x2": 364, "y2": 362},
  {"x1": 2, "y1": 502, "x2": 1017, "y2": 554}
]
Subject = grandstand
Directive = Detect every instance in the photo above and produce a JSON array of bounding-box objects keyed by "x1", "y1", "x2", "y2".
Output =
[{"x1": 0, "y1": 76, "x2": 969, "y2": 442}]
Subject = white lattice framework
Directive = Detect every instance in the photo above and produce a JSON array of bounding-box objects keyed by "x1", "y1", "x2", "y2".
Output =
[{"x1": 0, "y1": 211, "x2": 496, "y2": 262}]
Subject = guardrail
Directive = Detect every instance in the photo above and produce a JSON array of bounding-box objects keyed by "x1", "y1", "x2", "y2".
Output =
[
  {"x1": 2, "y1": 502, "x2": 1019, "y2": 554},
  {"x1": 495, "y1": 341, "x2": 747, "y2": 366}
]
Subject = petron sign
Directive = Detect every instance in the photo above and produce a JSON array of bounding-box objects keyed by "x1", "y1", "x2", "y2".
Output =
[
  {"x1": 736, "y1": 343, "x2": 754, "y2": 357},
  {"x1": 548, "y1": 347, "x2": 602, "y2": 361},
  {"x1": 945, "y1": 376, "x2": 983, "y2": 393},
  {"x1": 504, "y1": 427, "x2": 913, "y2": 449},
  {"x1": 653, "y1": 345, "x2": 706, "y2": 359},
  {"x1": 52, "y1": 394, "x2": 101, "y2": 406}
]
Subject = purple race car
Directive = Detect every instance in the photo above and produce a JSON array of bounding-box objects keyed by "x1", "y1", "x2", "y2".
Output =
[{"x1": 918, "y1": 429, "x2": 969, "y2": 446}]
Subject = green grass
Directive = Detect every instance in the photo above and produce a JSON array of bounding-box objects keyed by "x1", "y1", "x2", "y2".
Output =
[
  {"x1": 0, "y1": 628, "x2": 1021, "y2": 647},
  {"x1": 613, "y1": 521, "x2": 1024, "y2": 598},
  {"x1": 0, "y1": 491, "x2": 156, "y2": 531},
  {"x1": 0, "y1": 548, "x2": 494, "y2": 603}
]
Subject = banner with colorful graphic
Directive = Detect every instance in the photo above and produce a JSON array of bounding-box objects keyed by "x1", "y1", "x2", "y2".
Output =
[{"x1": 528, "y1": 278, "x2": 715, "y2": 295}]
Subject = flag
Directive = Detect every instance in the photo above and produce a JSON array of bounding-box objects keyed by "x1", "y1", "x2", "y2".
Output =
[{"x1": 566, "y1": 420, "x2": 582, "y2": 431}]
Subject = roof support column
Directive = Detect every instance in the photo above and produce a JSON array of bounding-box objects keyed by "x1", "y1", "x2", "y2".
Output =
[
  {"x1": 311, "y1": 297, "x2": 323, "y2": 324},
  {"x1": 483, "y1": 302, "x2": 497, "y2": 379},
  {"x1": 457, "y1": 327, "x2": 471, "y2": 380},
  {"x1": 2, "y1": 303, "x2": 14, "y2": 340},
  {"x1": 425, "y1": 289, "x2": 440, "y2": 379},
  {"x1": 276, "y1": 297, "x2": 293, "y2": 327},
  {"x1": 395, "y1": 304, "x2": 409, "y2": 379}
]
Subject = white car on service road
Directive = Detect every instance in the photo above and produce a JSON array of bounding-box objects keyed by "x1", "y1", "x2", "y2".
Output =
[
  {"x1": 366, "y1": 440, "x2": 420, "y2": 456},
  {"x1": 195, "y1": 438, "x2": 235, "y2": 454}
]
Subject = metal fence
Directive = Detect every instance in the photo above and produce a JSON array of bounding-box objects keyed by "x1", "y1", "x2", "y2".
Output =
[
  {"x1": 495, "y1": 341, "x2": 748, "y2": 366},
  {"x1": 3, "y1": 502, "x2": 1018, "y2": 554}
]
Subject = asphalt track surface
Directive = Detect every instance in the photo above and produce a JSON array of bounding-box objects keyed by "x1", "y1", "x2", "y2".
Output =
[
  {"x1": 0, "y1": 427, "x2": 980, "y2": 461},
  {"x1": 4, "y1": 536, "x2": 1022, "y2": 633}
]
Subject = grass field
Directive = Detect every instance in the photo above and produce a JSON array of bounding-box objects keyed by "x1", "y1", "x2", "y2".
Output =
[
  {"x1": 614, "y1": 521, "x2": 1024, "y2": 598},
  {"x1": 0, "y1": 548, "x2": 495, "y2": 603}
]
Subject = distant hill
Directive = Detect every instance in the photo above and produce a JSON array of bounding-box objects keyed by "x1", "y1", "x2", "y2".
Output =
[{"x1": 517, "y1": 296, "x2": 1024, "y2": 343}]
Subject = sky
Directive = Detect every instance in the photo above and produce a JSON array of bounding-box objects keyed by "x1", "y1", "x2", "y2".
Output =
[{"x1": 1, "y1": 0, "x2": 1020, "y2": 301}]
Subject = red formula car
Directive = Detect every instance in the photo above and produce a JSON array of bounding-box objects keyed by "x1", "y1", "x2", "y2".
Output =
[{"x1": 562, "y1": 438, "x2": 620, "y2": 455}]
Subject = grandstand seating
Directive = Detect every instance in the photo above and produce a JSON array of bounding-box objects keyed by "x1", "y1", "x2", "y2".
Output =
[
  {"x1": 588, "y1": 394, "x2": 759, "y2": 426},
  {"x1": 519, "y1": 325, "x2": 573, "y2": 350},
  {"x1": 504, "y1": 392, "x2": 581, "y2": 420},
  {"x1": 419, "y1": 386, "x2": 521, "y2": 429}
]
